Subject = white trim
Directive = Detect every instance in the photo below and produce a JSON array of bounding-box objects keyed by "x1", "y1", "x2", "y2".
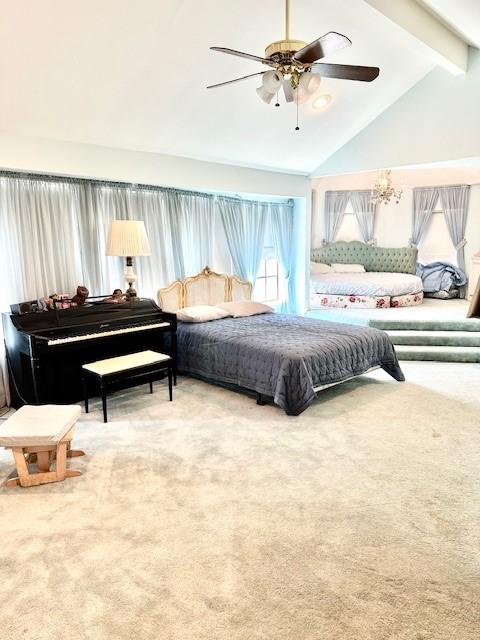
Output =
[{"x1": 313, "y1": 366, "x2": 381, "y2": 392}]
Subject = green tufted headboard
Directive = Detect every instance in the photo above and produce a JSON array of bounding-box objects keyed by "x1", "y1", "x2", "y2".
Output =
[{"x1": 311, "y1": 241, "x2": 418, "y2": 275}]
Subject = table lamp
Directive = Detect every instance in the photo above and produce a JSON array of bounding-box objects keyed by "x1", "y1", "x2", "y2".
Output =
[{"x1": 106, "y1": 220, "x2": 151, "y2": 300}]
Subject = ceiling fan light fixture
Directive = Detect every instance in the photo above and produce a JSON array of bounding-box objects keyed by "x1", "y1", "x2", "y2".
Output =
[
  {"x1": 283, "y1": 79, "x2": 294, "y2": 103},
  {"x1": 299, "y1": 72, "x2": 321, "y2": 95},
  {"x1": 293, "y1": 86, "x2": 310, "y2": 105},
  {"x1": 312, "y1": 94, "x2": 332, "y2": 110},
  {"x1": 262, "y1": 69, "x2": 283, "y2": 92},
  {"x1": 256, "y1": 85, "x2": 275, "y2": 104},
  {"x1": 292, "y1": 71, "x2": 321, "y2": 105}
]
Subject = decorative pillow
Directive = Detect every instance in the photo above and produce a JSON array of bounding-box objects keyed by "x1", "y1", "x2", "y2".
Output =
[
  {"x1": 176, "y1": 305, "x2": 231, "y2": 323},
  {"x1": 331, "y1": 263, "x2": 366, "y2": 273},
  {"x1": 310, "y1": 261, "x2": 333, "y2": 274},
  {"x1": 216, "y1": 301, "x2": 274, "y2": 317}
]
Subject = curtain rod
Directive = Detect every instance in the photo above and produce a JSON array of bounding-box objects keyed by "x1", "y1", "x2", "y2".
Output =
[
  {"x1": 0, "y1": 170, "x2": 293, "y2": 206},
  {"x1": 412, "y1": 184, "x2": 471, "y2": 191},
  {"x1": 325, "y1": 189, "x2": 372, "y2": 195}
]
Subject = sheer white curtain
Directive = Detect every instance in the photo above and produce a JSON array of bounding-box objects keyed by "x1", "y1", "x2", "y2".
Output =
[
  {"x1": 349, "y1": 190, "x2": 377, "y2": 244},
  {"x1": 439, "y1": 185, "x2": 470, "y2": 297},
  {"x1": 410, "y1": 187, "x2": 439, "y2": 247},
  {"x1": 0, "y1": 175, "x2": 85, "y2": 405},
  {"x1": 0, "y1": 175, "x2": 84, "y2": 302},
  {"x1": 164, "y1": 190, "x2": 214, "y2": 279},
  {"x1": 324, "y1": 191, "x2": 350, "y2": 243},
  {"x1": 134, "y1": 189, "x2": 177, "y2": 295},
  {"x1": 75, "y1": 185, "x2": 215, "y2": 298},
  {"x1": 0, "y1": 176, "x2": 217, "y2": 305},
  {"x1": 270, "y1": 202, "x2": 296, "y2": 313},
  {"x1": 218, "y1": 197, "x2": 268, "y2": 283},
  {"x1": 77, "y1": 183, "x2": 133, "y2": 295}
]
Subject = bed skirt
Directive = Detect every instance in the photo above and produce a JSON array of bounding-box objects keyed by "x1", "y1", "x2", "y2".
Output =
[{"x1": 310, "y1": 291, "x2": 423, "y2": 309}]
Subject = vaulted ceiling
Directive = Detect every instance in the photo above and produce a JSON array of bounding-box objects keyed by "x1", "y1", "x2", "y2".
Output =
[
  {"x1": 420, "y1": 0, "x2": 480, "y2": 48},
  {"x1": 0, "y1": 0, "x2": 476, "y2": 175}
]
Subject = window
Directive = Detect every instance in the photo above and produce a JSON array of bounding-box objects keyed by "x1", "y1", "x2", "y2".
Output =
[
  {"x1": 418, "y1": 208, "x2": 456, "y2": 265},
  {"x1": 336, "y1": 201, "x2": 362, "y2": 242},
  {"x1": 254, "y1": 256, "x2": 282, "y2": 303}
]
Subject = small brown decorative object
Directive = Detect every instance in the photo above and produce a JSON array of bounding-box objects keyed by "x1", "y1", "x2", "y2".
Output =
[
  {"x1": 72, "y1": 286, "x2": 89, "y2": 306},
  {"x1": 105, "y1": 288, "x2": 126, "y2": 304},
  {"x1": 46, "y1": 294, "x2": 61, "y2": 310}
]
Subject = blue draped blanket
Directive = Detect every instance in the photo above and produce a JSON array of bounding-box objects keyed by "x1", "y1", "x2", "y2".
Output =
[{"x1": 416, "y1": 261, "x2": 467, "y2": 293}]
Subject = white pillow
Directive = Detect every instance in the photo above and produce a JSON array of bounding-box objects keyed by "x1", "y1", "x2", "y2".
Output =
[
  {"x1": 216, "y1": 300, "x2": 274, "y2": 318},
  {"x1": 310, "y1": 261, "x2": 334, "y2": 274},
  {"x1": 176, "y1": 305, "x2": 231, "y2": 323},
  {"x1": 331, "y1": 263, "x2": 366, "y2": 273}
]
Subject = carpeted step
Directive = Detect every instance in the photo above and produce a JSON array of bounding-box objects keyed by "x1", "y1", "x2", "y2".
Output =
[
  {"x1": 370, "y1": 318, "x2": 480, "y2": 332},
  {"x1": 395, "y1": 345, "x2": 480, "y2": 362},
  {"x1": 387, "y1": 330, "x2": 480, "y2": 347}
]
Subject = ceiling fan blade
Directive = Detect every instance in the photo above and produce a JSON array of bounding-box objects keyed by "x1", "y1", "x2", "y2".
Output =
[
  {"x1": 207, "y1": 72, "x2": 265, "y2": 89},
  {"x1": 210, "y1": 47, "x2": 275, "y2": 66},
  {"x1": 310, "y1": 63, "x2": 380, "y2": 82},
  {"x1": 293, "y1": 31, "x2": 351, "y2": 64}
]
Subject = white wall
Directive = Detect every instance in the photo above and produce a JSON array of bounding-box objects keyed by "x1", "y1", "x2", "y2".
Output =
[
  {"x1": 311, "y1": 166, "x2": 480, "y2": 275},
  {"x1": 293, "y1": 198, "x2": 309, "y2": 313},
  {"x1": 312, "y1": 48, "x2": 480, "y2": 176},
  {"x1": 0, "y1": 131, "x2": 309, "y2": 199}
]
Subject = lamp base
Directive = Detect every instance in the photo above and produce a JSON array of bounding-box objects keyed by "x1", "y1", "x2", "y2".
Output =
[
  {"x1": 124, "y1": 257, "x2": 139, "y2": 302},
  {"x1": 125, "y1": 283, "x2": 138, "y2": 302}
]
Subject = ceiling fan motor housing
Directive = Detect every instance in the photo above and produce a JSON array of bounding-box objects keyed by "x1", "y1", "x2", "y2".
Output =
[{"x1": 265, "y1": 39, "x2": 306, "y2": 62}]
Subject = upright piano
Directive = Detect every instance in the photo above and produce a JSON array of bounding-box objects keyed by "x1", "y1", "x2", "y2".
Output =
[{"x1": 2, "y1": 298, "x2": 177, "y2": 407}]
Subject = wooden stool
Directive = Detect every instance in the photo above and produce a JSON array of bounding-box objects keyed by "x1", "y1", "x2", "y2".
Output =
[{"x1": 0, "y1": 405, "x2": 84, "y2": 488}]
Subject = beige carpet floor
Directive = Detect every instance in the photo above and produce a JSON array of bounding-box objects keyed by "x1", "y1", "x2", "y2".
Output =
[{"x1": 0, "y1": 362, "x2": 479, "y2": 640}]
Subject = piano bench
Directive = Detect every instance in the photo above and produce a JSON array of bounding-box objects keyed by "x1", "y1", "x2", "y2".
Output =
[
  {"x1": 0, "y1": 405, "x2": 85, "y2": 488},
  {"x1": 82, "y1": 350, "x2": 173, "y2": 423}
]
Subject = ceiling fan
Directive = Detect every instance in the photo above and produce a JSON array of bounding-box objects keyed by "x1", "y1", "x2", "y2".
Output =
[{"x1": 207, "y1": 0, "x2": 380, "y2": 130}]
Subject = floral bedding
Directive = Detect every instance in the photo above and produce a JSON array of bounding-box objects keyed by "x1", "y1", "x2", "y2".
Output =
[
  {"x1": 310, "y1": 291, "x2": 423, "y2": 309},
  {"x1": 310, "y1": 292, "x2": 390, "y2": 309}
]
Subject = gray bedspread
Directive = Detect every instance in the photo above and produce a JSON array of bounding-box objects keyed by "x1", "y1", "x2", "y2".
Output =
[{"x1": 176, "y1": 313, "x2": 404, "y2": 415}]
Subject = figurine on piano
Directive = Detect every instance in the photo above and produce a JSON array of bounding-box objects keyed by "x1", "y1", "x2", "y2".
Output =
[
  {"x1": 43, "y1": 294, "x2": 61, "y2": 310},
  {"x1": 105, "y1": 289, "x2": 127, "y2": 304},
  {"x1": 72, "y1": 286, "x2": 89, "y2": 306}
]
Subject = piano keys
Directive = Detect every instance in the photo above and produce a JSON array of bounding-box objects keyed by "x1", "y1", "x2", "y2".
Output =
[
  {"x1": 46, "y1": 321, "x2": 171, "y2": 346},
  {"x1": 2, "y1": 298, "x2": 177, "y2": 407}
]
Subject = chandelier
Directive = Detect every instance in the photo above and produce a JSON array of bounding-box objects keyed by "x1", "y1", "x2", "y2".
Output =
[{"x1": 371, "y1": 170, "x2": 403, "y2": 205}]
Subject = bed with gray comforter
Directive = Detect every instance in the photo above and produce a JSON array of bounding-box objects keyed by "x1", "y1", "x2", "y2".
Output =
[{"x1": 176, "y1": 313, "x2": 404, "y2": 415}]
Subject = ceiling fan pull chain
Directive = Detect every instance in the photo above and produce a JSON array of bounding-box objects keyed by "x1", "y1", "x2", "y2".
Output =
[
  {"x1": 295, "y1": 90, "x2": 300, "y2": 131},
  {"x1": 275, "y1": 91, "x2": 280, "y2": 107}
]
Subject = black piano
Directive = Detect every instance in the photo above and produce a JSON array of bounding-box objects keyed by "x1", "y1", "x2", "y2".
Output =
[{"x1": 2, "y1": 298, "x2": 177, "y2": 407}]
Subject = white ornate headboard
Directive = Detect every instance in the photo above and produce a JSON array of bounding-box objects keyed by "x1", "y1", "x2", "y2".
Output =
[{"x1": 157, "y1": 266, "x2": 252, "y2": 311}]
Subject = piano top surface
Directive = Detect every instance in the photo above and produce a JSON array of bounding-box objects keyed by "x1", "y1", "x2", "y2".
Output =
[{"x1": 4, "y1": 298, "x2": 169, "y2": 337}]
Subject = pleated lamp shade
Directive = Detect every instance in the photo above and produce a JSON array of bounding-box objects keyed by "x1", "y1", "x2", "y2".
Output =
[{"x1": 105, "y1": 220, "x2": 151, "y2": 256}]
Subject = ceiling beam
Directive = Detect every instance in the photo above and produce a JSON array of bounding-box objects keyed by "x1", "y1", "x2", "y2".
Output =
[{"x1": 363, "y1": 0, "x2": 468, "y2": 75}]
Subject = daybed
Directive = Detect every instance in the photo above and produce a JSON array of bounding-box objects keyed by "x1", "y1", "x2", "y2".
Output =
[
  {"x1": 158, "y1": 267, "x2": 405, "y2": 416},
  {"x1": 310, "y1": 241, "x2": 423, "y2": 309}
]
